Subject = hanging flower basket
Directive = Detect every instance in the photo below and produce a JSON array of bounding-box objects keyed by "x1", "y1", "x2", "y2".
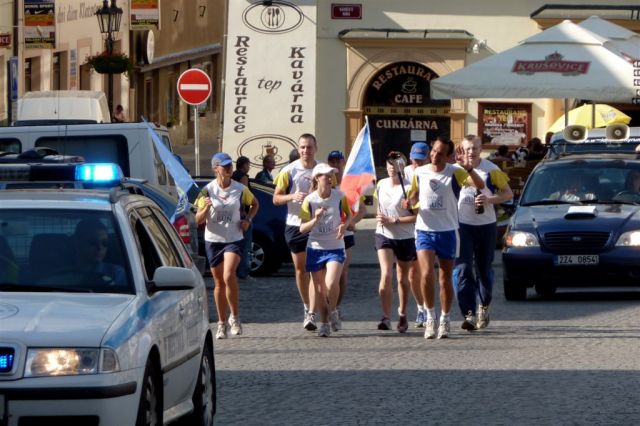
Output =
[{"x1": 85, "y1": 51, "x2": 133, "y2": 79}]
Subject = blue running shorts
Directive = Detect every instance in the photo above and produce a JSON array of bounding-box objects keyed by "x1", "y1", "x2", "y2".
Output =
[
  {"x1": 305, "y1": 248, "x2": 346, "y2": 272},
  {"x1": 415, "y1": 229, "x2": 459, "y2": 260}
]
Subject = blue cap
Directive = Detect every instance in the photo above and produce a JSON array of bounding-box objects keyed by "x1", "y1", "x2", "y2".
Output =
[
  {"x1": 328, "y1": 150, "x2": 344, "y2": 160},
  {"x1": 410, "y1": 142, "x2": 429, "y2": 160},
  {"x1": 211, "y1": 152, "x2": 233, "y2": 167}
]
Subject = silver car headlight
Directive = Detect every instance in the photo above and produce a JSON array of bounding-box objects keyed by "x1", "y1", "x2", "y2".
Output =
[
  {"x1": 24, "y1": 348, "x2": 119, "y2": 377},
  {"x1": 505, "y1": 231, "x2": 539, "y2": 247},
  {"x1": 615, "y1": 230, "x2": 640, "y2": 247}
]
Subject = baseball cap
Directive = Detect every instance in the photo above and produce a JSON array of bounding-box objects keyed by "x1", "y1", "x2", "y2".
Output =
[
  {"x1": 328, "y1": 150, "x2": 344, "y2": 160},
  {"x1": 312, "y1": 162, "x2": 338, "y2": 178},
  {"x1": 410, "y1": 142, "x2": 429, "y2": 160},
  {"x1": 211, "y1": 152, "x2": 233, "y2": 167}
]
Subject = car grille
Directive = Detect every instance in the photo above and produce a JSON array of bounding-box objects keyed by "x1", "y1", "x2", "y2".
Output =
[{"x1": 543, "y1": 231, "x2": 610, "y2": 252}]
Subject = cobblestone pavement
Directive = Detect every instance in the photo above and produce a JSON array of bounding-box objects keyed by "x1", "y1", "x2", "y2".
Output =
[{"x1": 207, "y1": 253, "x2": 640, "y2": 426}]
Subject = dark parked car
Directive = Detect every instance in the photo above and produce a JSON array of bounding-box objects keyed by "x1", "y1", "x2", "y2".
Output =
[
  {"x1": 502, "y1": 141, "x2": 640, "y2": 300},
  {"x1": 195, "y1": 177, "x2": 289, "y2": 276}
]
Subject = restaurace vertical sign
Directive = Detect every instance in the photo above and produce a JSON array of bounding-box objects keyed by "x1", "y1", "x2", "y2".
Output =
[{"x1": 223, "y1": 0, "x2": 316, "y2": 169}]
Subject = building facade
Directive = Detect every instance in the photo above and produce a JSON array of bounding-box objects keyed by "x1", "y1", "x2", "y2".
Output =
[{"x1": 2, "y1": 0, "x2": 225, "y2": 155}]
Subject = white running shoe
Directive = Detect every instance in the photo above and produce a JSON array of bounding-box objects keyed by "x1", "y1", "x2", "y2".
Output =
[
  {"x1": 229, "y1": 317, "x2": 243, "y2": 335},
  {"x1": 461, "y1": 311, "x2": 477, "y2": 331},
  {"x1": 477, "y1": 305, "x2": 490, "y2": 329},
  {"x1": 330, "y1": 310, "x2": 341, "y2": 332},
  {"x1": 317, "y1": 322, "x2": 331, "y2": 337},
  {"x1": 424, "y1": 319, "x2": 438, "y2": 339},
  {"x1": 437, "y1": 319, "x2": 450, "y2": 339},
  {"x1": 215, "y1": 323, "x2": 227, "y2": 340},
  {"x1": 303, "y1": 312, "x2": 317, "y2": 331}
]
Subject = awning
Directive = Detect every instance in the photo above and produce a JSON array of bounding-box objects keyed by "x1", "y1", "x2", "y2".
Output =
[{"x1": 138, "y1": 43, "x2": 222, "y2": 73}]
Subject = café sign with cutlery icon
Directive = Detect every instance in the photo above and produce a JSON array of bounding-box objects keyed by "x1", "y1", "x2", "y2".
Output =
[{"x1": 242, "y1": 1, "x2": 304, "y2": 34}]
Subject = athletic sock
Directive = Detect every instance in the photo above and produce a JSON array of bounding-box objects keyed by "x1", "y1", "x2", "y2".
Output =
[{"x1": 426, "y1": 308, "x2": 437, "y2": 321}]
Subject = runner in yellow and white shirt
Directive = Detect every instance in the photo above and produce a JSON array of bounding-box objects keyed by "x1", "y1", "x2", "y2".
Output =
[
  {"x1": 454, "y1": 135, "x2": 512, "y2": 332},
  {"x1": 300, "y1": 163, "x2": 352, "y2": 337},
  {"x1": 196, "y1": 152, "x2": 259, "y2": 340},
  {"x1": 273, "y1": 133, "x2": 319, "y2": 331},
  {"x1": 405, "y1": 137, "x2": 484, "y2": 340}
]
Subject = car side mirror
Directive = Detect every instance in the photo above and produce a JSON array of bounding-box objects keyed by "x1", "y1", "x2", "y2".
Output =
[{"x1": 152, "y1": 266, "x2": 197, "y2": 290}]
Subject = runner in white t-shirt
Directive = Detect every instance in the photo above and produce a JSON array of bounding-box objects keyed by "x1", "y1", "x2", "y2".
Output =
[
  {"x1": 454, "y1": 136, "x2": 512, "y2": 332},
  {"x1": 374, "y1": 152, "x2": 418, "y2": 333},
  {"x1": 300, "y1": 163, "x2": 352, "y2": 337},
  {"x1": 406, "y1": 137, "x2": 484, "y2": 340},
  {"x1": 328, "y1": 149, "x2": 366, "y2": 325},
  {"x1": 196, "y1": 152, "x2": 259, "y2": 340}
]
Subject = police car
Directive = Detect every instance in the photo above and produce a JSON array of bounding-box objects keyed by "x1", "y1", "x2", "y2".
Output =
[
  {"x1": 502, "y1": 124, "x2": 640, "y2": 300},
  {"x1": 0, "y1": 163, "x2": 215, "y2": 425}
]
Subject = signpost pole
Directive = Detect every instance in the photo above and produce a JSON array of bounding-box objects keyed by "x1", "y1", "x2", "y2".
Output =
[
  {"x1": 194, "y1": 105, "x2": 200, "y2": 176},
  {"x1": 176, "y1": 68, "x2": 212, "y2": 176}
]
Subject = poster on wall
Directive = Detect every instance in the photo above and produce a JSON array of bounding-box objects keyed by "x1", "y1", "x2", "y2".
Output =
[
  {"x1": 24, "y1": 0, "x2": 55, "y2": 49},
  {"x1": 131, "y1": 0, "x2": 160, "y2": 30},
  {"x1": 222, "y1": 0, "x2": 317, "y2": 174},
  {"x1": 478, "y1": 102, "x2": 532, "y2": 146}
]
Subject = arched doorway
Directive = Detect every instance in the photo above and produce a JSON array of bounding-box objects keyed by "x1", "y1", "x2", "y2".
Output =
[{"x1": 363, "y1": 61, "x2": 451, "y2": 177}]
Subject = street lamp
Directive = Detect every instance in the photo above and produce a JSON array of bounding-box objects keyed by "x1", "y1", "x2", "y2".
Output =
[{"x1": 96, "y1": 0, "x2": 123, "y2": 117}]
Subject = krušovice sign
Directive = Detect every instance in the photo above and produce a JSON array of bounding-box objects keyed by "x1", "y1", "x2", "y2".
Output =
[
  {"x1": 512, "y1": 52, "x2": 590, "y2": 75},
  {"x1": 223, "y1": 0, "x2": 316, "y2": 173}
]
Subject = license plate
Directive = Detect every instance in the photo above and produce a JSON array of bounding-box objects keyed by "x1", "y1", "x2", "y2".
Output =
[{"x1": 555, "y1": 254, "x2": 599, "y2": 266}]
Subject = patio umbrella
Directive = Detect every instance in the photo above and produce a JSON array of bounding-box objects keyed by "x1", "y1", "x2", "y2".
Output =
[
  {"x1": 430, "y1": 20, "x2": 637, "y2": 103},
  {"x1": 548, "y1": 103, "x2": 631, "y2": 132},
  {"x1": 578, "y1": 16, "x2": 640, "y2": 61}
]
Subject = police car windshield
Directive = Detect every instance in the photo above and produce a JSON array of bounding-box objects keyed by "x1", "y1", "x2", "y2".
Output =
[
  {"x1": 0, "y1": 210, "x2": 133, "y2": 294},
  {"x1": 520, "y1": 161, "x2": 640, "y2": 206}
]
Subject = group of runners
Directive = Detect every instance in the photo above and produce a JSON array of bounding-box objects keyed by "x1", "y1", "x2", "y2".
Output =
[{"x1": 196, "y1": 132, "x2": 512, "y2": 339}]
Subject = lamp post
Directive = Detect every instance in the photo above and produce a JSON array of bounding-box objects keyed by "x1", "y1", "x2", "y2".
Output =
[{"x1": 96, "y1": 0, "x2": 123, "y2": 118}]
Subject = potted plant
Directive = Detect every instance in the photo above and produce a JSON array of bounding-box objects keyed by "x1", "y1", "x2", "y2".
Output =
[{"x1": 85, "y1": 51, "x2": 133, "y2": 79}]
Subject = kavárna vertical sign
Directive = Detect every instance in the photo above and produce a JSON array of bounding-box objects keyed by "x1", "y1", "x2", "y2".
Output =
[{"x1": 223, "y1": 0, "x2": 317, "y2": 172}]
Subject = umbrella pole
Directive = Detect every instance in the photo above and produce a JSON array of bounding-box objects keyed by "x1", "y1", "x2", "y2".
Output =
[
  {"x1": 564, "y1": 98, "x2": 569, "y2": 128},
  {"x1": 591, "y1": 100, "x2": 596, "y2": 128}
]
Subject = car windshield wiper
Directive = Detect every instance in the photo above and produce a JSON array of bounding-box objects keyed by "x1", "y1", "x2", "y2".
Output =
[
  {"x1": 521, "y1": 200, "x2": 580, "y2": 206},
  {"x1": 0, "y1": 283, "x2": 91, "y2": 293}
]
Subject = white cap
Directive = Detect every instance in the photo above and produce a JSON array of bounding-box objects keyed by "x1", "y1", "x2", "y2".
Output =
[{"x1": 312, "y1": 162, "x2": 338, "y2": 178}]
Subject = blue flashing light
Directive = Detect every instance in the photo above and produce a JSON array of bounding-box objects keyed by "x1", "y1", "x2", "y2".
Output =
[
  {"x1": 0, "y1": 348, "x2": 14, "y2": 373},
  {"x1": 75, "y1": 164, "x2": 123, "y2": 183}
]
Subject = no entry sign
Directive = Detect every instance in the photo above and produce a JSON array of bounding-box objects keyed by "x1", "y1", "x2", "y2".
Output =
[{"x1": 177, "y1": 68, "x2": 212, "y2": 105}]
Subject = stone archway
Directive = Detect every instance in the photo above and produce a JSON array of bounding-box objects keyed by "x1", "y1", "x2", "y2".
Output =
[{"x1": 363, "y1": 61, "x2": 450, "y2": 175}]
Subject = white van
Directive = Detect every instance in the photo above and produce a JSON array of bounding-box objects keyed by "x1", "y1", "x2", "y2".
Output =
[
  {"x1": 16, "y1": 90, "x2": 111, "y2": 125},
  {"x1": 0, "y1": 122, "x2": 177, "y2": 195}
]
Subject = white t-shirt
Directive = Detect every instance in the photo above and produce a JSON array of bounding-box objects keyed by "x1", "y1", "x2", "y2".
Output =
[
  {"x1": 410, "y1": 163, "x2": 469, "y2": 232},
  {"x1": 195, "y1": 180, "x2": 254, "y2": 243},
  {"x1": 274, "y1": 159, "x2": 315, "y2": 227},
  {"x1": 300, "y1": 189, "x2": 350, "y2": 250},
  {"x1": 374, "y1": 177, "x2": 415, "y2": 240},
  {"x1": 458, "y1": 158, "x2": 510, "y2": 226}
]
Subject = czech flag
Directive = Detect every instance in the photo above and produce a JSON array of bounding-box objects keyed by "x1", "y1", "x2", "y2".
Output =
[{"x1": 341, "y1": 117, "x2": 376, "y2": 211}]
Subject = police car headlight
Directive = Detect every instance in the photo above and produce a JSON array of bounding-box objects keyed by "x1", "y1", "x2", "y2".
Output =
[
  {"x1": 615, "y1": 230, "x2": 640, "y2": 247},
  {"x1": 24, "y1": 348, "x2": 119, "y2": 377},
  {"x1": 505, "y1": 231, "x2": 539, "y2": 247}
]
